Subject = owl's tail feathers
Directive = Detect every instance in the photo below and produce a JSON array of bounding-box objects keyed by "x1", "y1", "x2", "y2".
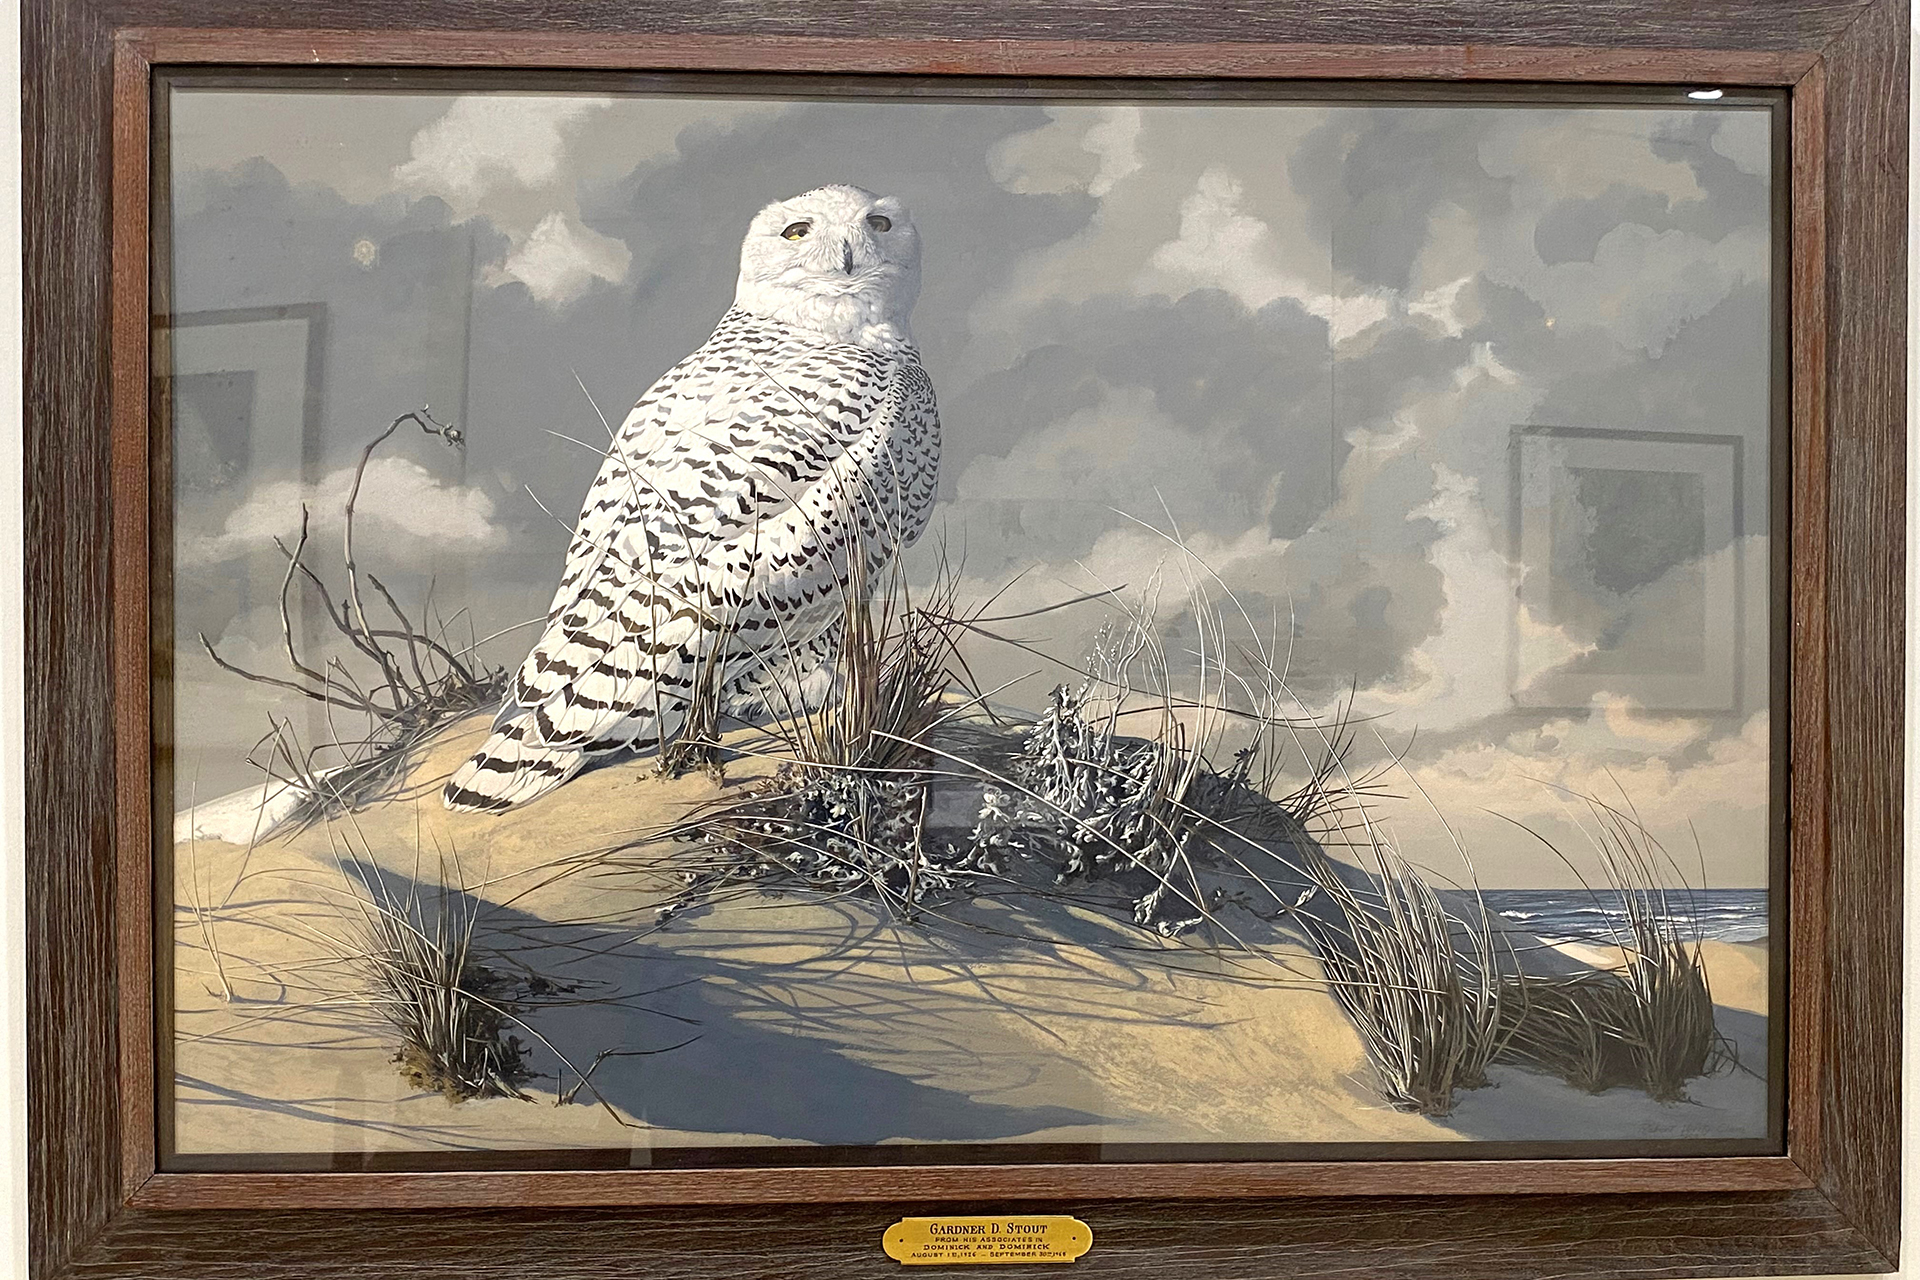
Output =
[{"x1": 442, "y1": 716, "x2": 588, "y2": 813}]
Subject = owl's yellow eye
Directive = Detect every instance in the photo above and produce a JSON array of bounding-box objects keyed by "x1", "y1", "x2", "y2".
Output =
[
  {"x1": 867, "y1": 214, "x2": 892, "y2": 232},
  {"x1": 780, "y1": 221, "x2": 810, "y2": 240}
]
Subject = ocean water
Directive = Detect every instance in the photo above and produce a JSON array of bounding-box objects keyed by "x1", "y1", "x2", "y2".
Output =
[{"x1": 1478, "y1": 888, "x2": 1770, "y2": 945}]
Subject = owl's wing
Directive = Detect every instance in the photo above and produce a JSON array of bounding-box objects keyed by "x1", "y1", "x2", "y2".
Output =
[
  {"x1": 509, "y1": 342, "x2": 913, "y2": 750},
  {"x1": 545, "y1": 358, "x2": 701, "y2": 623}
]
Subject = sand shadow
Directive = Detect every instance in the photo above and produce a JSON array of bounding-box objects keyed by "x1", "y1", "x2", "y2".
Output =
[{"x1": 306, "y1": 867, "x2": 1127, "y2": 1146}]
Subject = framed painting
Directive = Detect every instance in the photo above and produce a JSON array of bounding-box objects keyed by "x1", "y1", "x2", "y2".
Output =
[{"x1": 24, "y1": 2, "x2": 1905, "y2": 1278}]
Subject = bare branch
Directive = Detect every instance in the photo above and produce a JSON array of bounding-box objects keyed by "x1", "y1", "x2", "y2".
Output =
[
  {"x1": 198, "y1": 633, "x2": 378, "y2": 716},
  {"x1": 274, "y1": 506, "x2": 329, "y2": 687}
]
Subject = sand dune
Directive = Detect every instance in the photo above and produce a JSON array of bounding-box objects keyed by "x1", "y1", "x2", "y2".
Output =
[{"x1": 168, "y1": 712, "x2": 1771, "y2": 1163}]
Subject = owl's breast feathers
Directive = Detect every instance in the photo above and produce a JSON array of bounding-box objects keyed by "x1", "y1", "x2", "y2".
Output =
[{"x1": 443, "y1": 307, "x2": 940, "y2": 812}]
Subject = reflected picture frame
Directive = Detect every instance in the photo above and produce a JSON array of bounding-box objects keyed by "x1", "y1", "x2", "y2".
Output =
[
  {"x1": 1511, "y1": 425, "x2": 1749, "y2": 713},
  {"x1": 24, "y1": 4, "x2": 1906, "y2": 1278}
]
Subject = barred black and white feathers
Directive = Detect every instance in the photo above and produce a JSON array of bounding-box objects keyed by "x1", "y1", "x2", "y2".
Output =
[{"x1": 445, "y1": 186, "x2": 940, "y2": 812}]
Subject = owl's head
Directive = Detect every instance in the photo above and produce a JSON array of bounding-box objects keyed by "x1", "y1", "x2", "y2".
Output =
[{"x1": 734, "y1": 185, "x2": 921, "y2": 352}]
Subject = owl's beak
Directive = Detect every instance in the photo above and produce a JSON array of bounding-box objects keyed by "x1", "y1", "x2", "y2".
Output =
[{"x1": 840, "y1": 241, "x2": 856, "y2": 274}]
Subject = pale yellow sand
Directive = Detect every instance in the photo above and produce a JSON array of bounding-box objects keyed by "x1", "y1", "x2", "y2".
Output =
[
  {"x1": 169, "y1": 714, "x2": 1770, "y2": 1160},
  {"x1": 1699, "y1": 941, "x2": 1770, "y2": 1015},
  {"x1": 1546, "y1": 937, "x2": 1768, "y2": 1015}
]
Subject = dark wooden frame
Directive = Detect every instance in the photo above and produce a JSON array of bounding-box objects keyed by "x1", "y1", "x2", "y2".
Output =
[{"x1": 25, "y1": 2, "x2": 1906, "y2": 1277}]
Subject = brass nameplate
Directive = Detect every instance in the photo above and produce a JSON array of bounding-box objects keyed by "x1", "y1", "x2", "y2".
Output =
[{"x1": 883, "y1": 1216, "x2": 1092, "y2": 1266}]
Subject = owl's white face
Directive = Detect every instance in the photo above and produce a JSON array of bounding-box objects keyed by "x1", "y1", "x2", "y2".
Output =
[{"x1": 734, "y1": 185, "x2": 921, "y2": 352}]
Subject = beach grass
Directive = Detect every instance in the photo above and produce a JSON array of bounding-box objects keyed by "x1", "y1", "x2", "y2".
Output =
[
  {"x1": 316, "y1": 839, "x2": 535, "y2": 1103},
  {"x1": 1294, "y1": 838, "x2": 1508, "y2": 1116},
  {"x1": 1494, "y1": 792, "x2": 1734, "y2": 1100},
  {"x1": 629, "y1": 548, "x2": 998, "y2": 925}
]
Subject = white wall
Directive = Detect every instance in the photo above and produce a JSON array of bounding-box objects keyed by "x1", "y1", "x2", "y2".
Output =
[{"x1": 0, "y1": 13, "x2": 1906, "y2": 1280}]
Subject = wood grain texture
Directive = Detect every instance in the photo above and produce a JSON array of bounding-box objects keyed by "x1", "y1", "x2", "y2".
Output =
[
  {"x1": 105, "y1": 31, "x2": 1811, "y2": 1219},
  {"x1": 108, "y1": 35, "x2": 155, "y2": 1207},
  {"x1": 26, "y1": 0, "x2": 123, "y2": 1275},
  {"x1": 1787, "y1": 56, "x2": 1830, "y2": 1186},
  {"x1": 44, "y1": 1194, "x2": 1900, "y2": 1280},
  {"x1": 24, "y1": 0, "x2": 1907, "y2": 1276},
  {"x1": 119, "y1": 27, "x2": 1826, "y2": 83},
  {"x1": 126, "y1": 1157, "x2": 1813, "y2": 1211},
  {"x1": 56, "y1": 0, "x2": 1886, "y2": 51},
  {"x1": 1810, "y1": 0, "x2": 1909, "y2": 1263}
]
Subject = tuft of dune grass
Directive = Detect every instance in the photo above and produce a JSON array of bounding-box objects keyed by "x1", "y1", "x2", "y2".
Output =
[
  {"x1": 638, "y1": 549, "x2": 998, "y2": 924},
  {"x1": 1493, "y1": 790, "x2": 1735, "y2": 1101},
  {"x1": 325, "y1": 845, "x2": 535, "y2": 1104},
  {"x1": 1295, "y1": 840, "x2": 1509, "y2": 1116}
]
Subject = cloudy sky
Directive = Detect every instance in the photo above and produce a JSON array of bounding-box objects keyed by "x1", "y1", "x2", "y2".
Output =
[{"x1": 164, "y1": 85, "x2": 1776, "y2": 888}]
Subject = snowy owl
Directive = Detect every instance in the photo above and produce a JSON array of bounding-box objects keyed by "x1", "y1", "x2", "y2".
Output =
[{"x1": 444, "y1": 185, "x2": 940, "y2": 812}]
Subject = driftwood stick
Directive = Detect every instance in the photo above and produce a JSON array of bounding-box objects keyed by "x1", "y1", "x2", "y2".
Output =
[
  {"x1": 321, "y1": 656, "x2": 393, "y2": 719},
  {"x1": 339, "y1": 415, "x2": 404, "y2": 642},
  {"x1": 207, "y1": 406, "x2": 485, "y2": 830},
  {"x1": 342, "y1": 409, "x2": 455, "y2": 705},
  {"x1": 198, "y1": 633, "x2": 377, "y2": 716},
  {"x1": 367, "y1": 571, "x2": 434, "y2": 699},
  {"x1": 273, "y1": 537, "x2": 393, "y2": 673},
  {"x1": 340, "y1": 408, "x2": 465, "y2": 673},
  {"x1": 363, "y1": 628, "x2": 483, "y2": 689},
  {"x1": 329, "y1": 656, "x2": 403, "y2": 717},
  {"x1": 275, "y1": 506, "x2": 329, "y2": 688}
]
